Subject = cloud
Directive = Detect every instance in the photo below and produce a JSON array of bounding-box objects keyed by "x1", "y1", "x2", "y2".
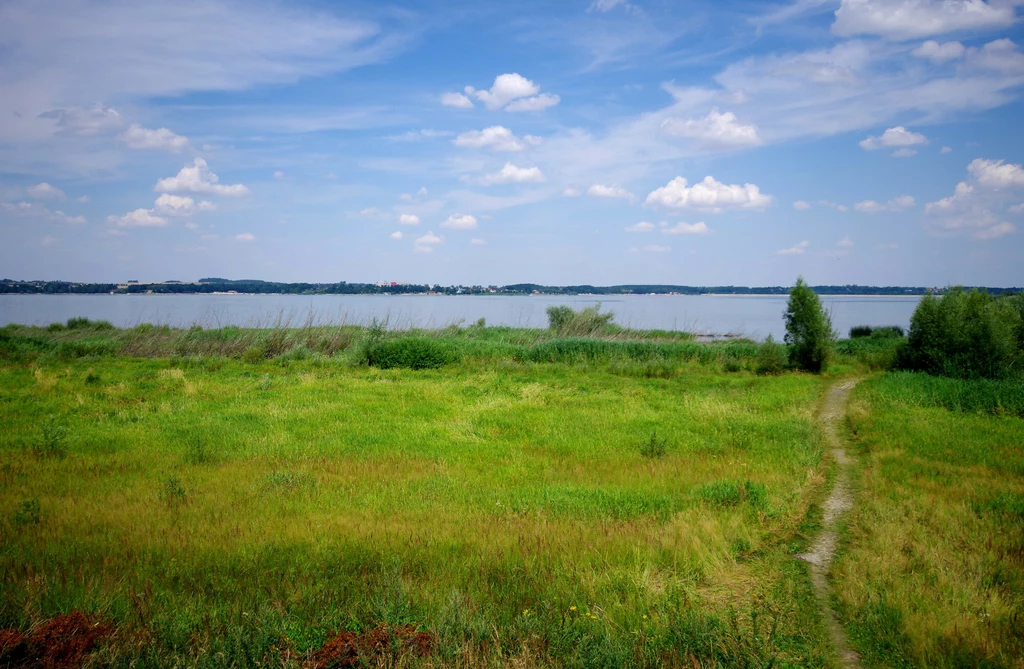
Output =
[
  {"x1": 441, "y1": 92, "x2": 474, "y2": 109},
  {"x1": 399, "y1": 214, "x2": 420, "y2": 225},
  {"x1": 27, "y1": 182, "x2": 65, "y2": 200},
  {"x1": 965, "y1": 38, "x2": 1024, "y2": 74},
  {"x1": 273, "y1": 170, "x2": 286, "y2": 179},
  {"x1": 453, "y1": 126, "x2": 535, "y2": 152},
  {"x1": 506, "y1": 93, "x2": 561, "y2": 112},
  {"x1": 478, "y1": 163, "x2": 545, "y2": 186},
  {"x1": 108, "y1": 208, "x2": 167, "y2": 228},
  {"x1": 184, "y1": 222, "x2": 198, "y2": 230},
  {"x1": 441, "y1": 214, "x2": 478, "y2": 230},
  {"x1": 925, "y1": 158, "x2": 1021, "y2": 238},
  {"x1": 155, "y1": 158, "x2": 249, "y2": 196},
  {"x1": 838, "y1": 236, "x2": 855, "y2": 247},
  {"x1": 587, "y1": 184, "x2": 634, "y2": 199},
  {"x1": 588, "y1": 0, "x2": 632, "y2": 11},
  {"x1": 777, "y1": 240, "x2": 809, "y2": 255},
  {"x1": 470, "y1": 238, "x2": 486, "y2": 245},
  {"x1": 1009, "y1": 202, "x2": 1024, "y2": 213},
  {"x1": 941, "y1": 146, "x2": 953, "y2": 154},
  {"x1": 854, "y1": 195, "x2": 916, "y2": 212},
  {"x1": 645, "y1": 176, "x2": 772, "y2": 212},
  {"x1": 415, "y1": 230, "x2": 443, "y2": 252},
  {"x1": 662, "y1": 221, "x2": 709, "y2": 234},
  {"x1": 891, "y1": 148, "x2": 917, "y2": 157},
  {"x1": 967, "y1": 158, "x2": 1024, "y2": 188},
  {"x1": 120, "y1": 124, "x2": 188, "y2": 151},
  {"x1": 466, "y1": 73, "x2": 560, "y2": 112},
  {"x1": 390, "y1": 231, "x2": 404, "y2": 240},
  {"x1": 912, "y1": 40, "x2": 966, "y2": 63},
  {"x1": 387, "y1": 129, "x2": 454, "y2": 141},
  {"x1": 563, "y1": 187, "x2": 582, "y2": 197},
  {"x1": 643, "y1": 245, "x2": 671, "y2": 252},
  {"x1": 859, "y1": 126, "x2": 928, "y2": 150},
  {"x1": 235, "y1": 233, "x2": 255, "y2": 241},
  {"x1": 41, "y1": 235, "x2": 58, "y2": 246},
  {"x1": 76, "y1": 195, "x2": 90, "y2": 203},
  {"x1": 661, "y1": 109, "x2": 762, "y2": 148},
  {"x1": 2, "y1": 1, "x2": 401, "y2": 143},
  {"x1": 0, "y1": 201, "x2": 84, "y2": 224},
  {"x1": 793, "y1": 200, "x2": 812, "y2": 210},
  {"x1": 624, "y1": 221, "x2": 655, "y2": 232},
  {"x1": 832, "y1": 0, "x2": 1017, "y2": 41},
  {"x1": 37, "y1": 106, "x2": 125, "y2": 137},
  {"x1": 153, "y1": 193, "x2": 216, "y2": 217}
]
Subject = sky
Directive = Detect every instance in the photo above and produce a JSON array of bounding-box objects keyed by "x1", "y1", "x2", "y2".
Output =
[{"x1": 2, "y1": 0, "x2": 1024, "y2": 287}]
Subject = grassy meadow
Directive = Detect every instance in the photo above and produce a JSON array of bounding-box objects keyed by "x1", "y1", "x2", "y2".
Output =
[{"x1": 0, "y1": 319, "x2": 1020, "y2": 667}]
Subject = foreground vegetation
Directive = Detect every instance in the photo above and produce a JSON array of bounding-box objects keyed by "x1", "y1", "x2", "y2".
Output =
[
  {"x1": 1, "y1": 297, "x2": 1021, "y2": 667},
  {"x1": 2, "y1": 348, "x2": 835, "y2": 666},
  {"x1": 836, "y1": 373, "x2": 1024, "y2": 668}
]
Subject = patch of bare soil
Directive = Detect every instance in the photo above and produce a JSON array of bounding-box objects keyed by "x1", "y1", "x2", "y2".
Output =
[
  {"x1": 796, "y1": 380, "x2": 863, "y2": 669},
  {"x1": 303, "y1": 623, "x2": 435, "y2": 668},
  {"x1": 0, "y1": 611, "x2": 113, "y2": 668}
]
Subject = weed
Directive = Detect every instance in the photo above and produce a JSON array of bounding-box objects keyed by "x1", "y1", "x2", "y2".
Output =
[
  {"x1": 242, "y1": 345, "x2": 266, "y2": 363},
  {"x1": 258, "y1": 374, "x2": 272, "y2": 390},
  {"x1": 638, "y1": 430, "x2": 668, "y2": 458},
  {"x1": 33, "y1": 416, "x2": 68, "y2": 459},
  {"x1": 755, "y1": 335, "x2": 787, "y2": 376},
  {"x1": 723, "y1": 360, "x2": 743, "y2": 373},
  {"x1": 11, "y1": 498, "x2": 41, "y2": 526},
  {"x1": 159, "y1": 475, "x2": 187, "y2": 505},
  {"x1": 183, "y1": 435, "x2": 213, "y2": 465},
  {"x1": 367, "y1": 337, "x2": 457, "y2": 370},
  {"x1": 85, "y1": 369, "x2": 100, "y2": 384}
]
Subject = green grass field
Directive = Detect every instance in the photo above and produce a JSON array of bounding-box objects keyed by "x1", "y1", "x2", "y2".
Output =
[{"x1": 0, "y1": 322, "x2": 1021, "y2": 667}]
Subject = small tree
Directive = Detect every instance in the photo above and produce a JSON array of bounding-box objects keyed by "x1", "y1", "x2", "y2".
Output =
[{"x1": 784, "y1": 277, "x2": 835, "y2": 373}]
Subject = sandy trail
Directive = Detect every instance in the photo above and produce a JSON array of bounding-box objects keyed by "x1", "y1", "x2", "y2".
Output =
[{"x1": 796, "y1": 379, "x2": 862, "y2": 669}]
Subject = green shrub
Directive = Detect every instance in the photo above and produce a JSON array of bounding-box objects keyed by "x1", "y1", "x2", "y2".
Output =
[
  {"x1": 546, "y1": 303, "x2": 615, "y2": 336},
  {"x1": 723, "y1": 360, "x2": 743, "y2": 373},
  {"x1": 34, "y1": 417, "x2": 68, "y2": 459},
  {"x1": 51, "y1": 338, "x2": 119, "y2": 358},
  {"x1": 46, "y1": 322, "x2": 66, "y2": 332},
  {"x1": 66, "y1": 317, "x2": 114, "y2": 330},
  {"x1": 639, "y1": 431, "x2": 668, "y2": 458},
  {"x1": 183, "y1": 435, "x2": 213, "y2": 465},
  {"x1": 242, "y1": 345, "x2": 266, "y2": 363},
  {"x1": 755, "y1": 335, "x2": 787, "y2": 376},
  {"x1": 784, "y1": 277, "x2": 835, "y2": 373},
  {"x1": 850, "y1": 325, "x2": 873, "y2": 338},
  {"x1": 695, "y1": 480, "x2": 767, "y2": 509},
  {"x1": 160, "y1": 475, "x2": 187, "y2": 505},
  {"x1": 11, "y1": 499, "x2": 41, "y2": 526},
  {"x1": 896, "y1": 288, "x2": 1021, "y2": 379},
  {"x1": 367, "y1": 337, "x2": 457, "y2": 370}
]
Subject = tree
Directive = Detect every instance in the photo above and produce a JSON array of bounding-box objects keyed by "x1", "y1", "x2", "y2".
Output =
[{"x1": 784, "y1": 277, "x2": 835, "y2": 373}]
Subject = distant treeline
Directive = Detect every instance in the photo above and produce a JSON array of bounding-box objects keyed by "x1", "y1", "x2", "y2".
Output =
[{"x1": 1, "y1": 278, "x2": 1020, "y2": 297}]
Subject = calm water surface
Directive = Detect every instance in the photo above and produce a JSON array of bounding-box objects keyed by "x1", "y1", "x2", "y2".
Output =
[{"x1": 0, "y1": 294, "x2": 922, "y2": 341}]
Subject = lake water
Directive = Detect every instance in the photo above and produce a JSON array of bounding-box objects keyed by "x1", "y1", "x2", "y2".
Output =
[{"x1": 0, "y1": 294, "x2": 922, "y2": 340}]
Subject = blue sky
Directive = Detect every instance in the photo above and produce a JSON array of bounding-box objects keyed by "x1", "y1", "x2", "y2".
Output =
[{"x1": 2, "y1": 0, "x2": 1024, "y2": 286}]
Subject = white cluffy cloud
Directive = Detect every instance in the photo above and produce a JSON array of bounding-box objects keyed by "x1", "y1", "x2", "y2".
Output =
[
  {"x1": 587, "y1": 184, "x2": 634, "y2": 200},
  {"x1": 452, "y1": 126, "x2": 541, "y2": 152},
  {"x1": 460, "y1": 73, "x2": 560, "y2": 112},
  {"x1": 154, "y1": 193, "x2": 216, "y2": 217},
  {"x1": 912, "y1": 40, "x2": 966, "y2": 63},
  {"x1": 661, "y1": 109, "x2": 762, "y2": 148},
  {"x1": 968, "y1": 158, "x2": 1024, "y2": 188},
  {"x1": 777, "y1": 240, "x2": 809, "y2": 255},
  {"x1": 415, "y1": 231, "x2": 443, "y2": 253},
  {"x1": 27, "y1": 182, "x2": 66, "y2": 200},
  {"x1": 235, "y1": 233, "x2": 255, "y2": 241},
  {"x1": 793, "y1": 200, "x2": 812, "y2": 210},
  {"x1": 478, "y1": 163, "x2": 545, "y2": 186},
  {"x1": 440, "y1": 92, "x2": 474, "y2": 109},
  {"x1": 120, "y1": 124, "x2": 189, "y2": 152},
  {"x1": 854, "y1": 195, "x2": 916, "y2": 213},
  {"x1": 108, "y1": 208, "x2": 168, "y2": 228},
  {"x1": 390, "y1": 231, "x2": 404, "y2": 240},
  {"x1": 645, "y1": 176, "x2": 772, "y2": 212},
  {"x1": 662, "y1": 221, "x2": 709, "y2": 235},
  {"x1": 624, "y1": 221, "x2": 655, "y2": 232},
  {"x1": 925, "y1": 157, "x2": 1023, "y2": 239},
  {"x1": 155, "y1": 158, "x2": 249, "y2": 196},
  {"x1": 441, "y1": 214, "x2": 478, "y2": 229},
  {"x1": 859, "y1": 126, "x2": 928, "y2": 151},
  {"x1": 832, "y1": 0, "x2": 1017, "y2": 41},
  {"x1": 398, "y1": 214, "x2": 420, "y2": 225}
]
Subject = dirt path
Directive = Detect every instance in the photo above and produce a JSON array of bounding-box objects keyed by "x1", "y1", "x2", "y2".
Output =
[{"x1": 796, "y1": 379, "x2": 862, "y2": 669}]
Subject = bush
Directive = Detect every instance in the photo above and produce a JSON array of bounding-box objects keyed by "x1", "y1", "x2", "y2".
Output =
[
  {"x1": 755, "y1": 335, "x2": 787, "y2": 376},
  {"x1": 784, "y1": 277, "x2": 835, "y2": 373},
  {"x1": 34, "y1": 417, "x2": 68, "y2": 459},
  {"x1": 850, "y1": 325, "x2": 873, "y2": 339},
  {"x1": 850, "y1": 325, "x2": 904, "y2": 339},
  {"x1": 896, "y1": 288, "x2": 1022, "y2": 379},
  {"x1": 65, "y1": 317, "x2": 114, "y2": 330},
  {"x1": 546, "y1": 303, "x2": 615, "y2": 336},
  {"x1": 639, "y1": 431, "x2": 668, "y2": 458},
  {"x1": 11, "y1": 499, "x2": 41, "y2": 526},
  {"x1": 367, "y1": 337, "x2": 457, "y2": 370}
]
